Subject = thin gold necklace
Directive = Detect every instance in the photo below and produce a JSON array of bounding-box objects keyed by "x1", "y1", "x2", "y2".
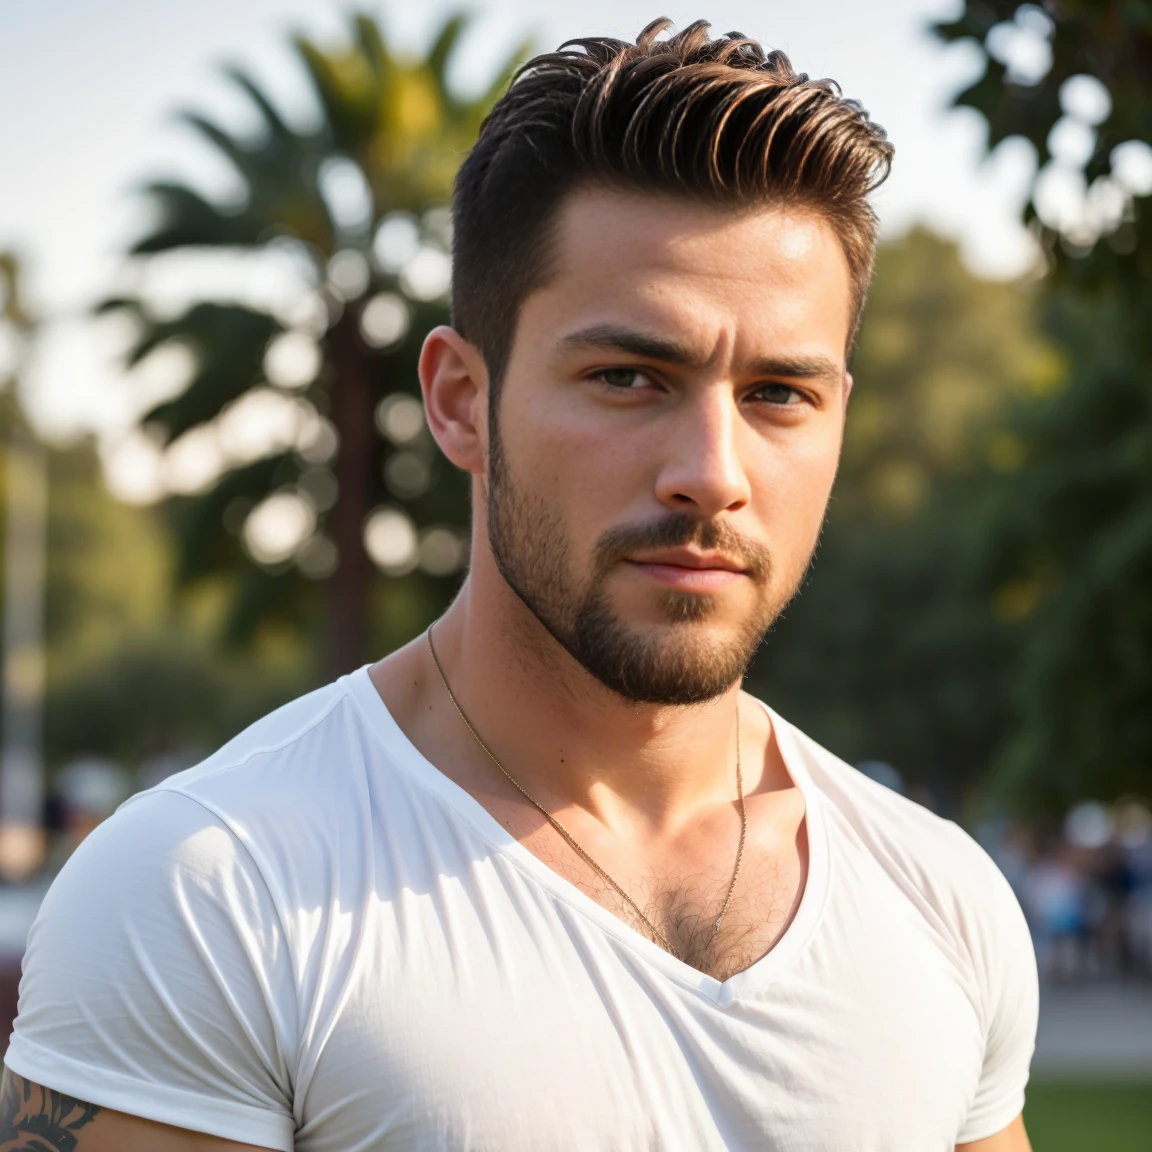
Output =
[{"x1": 426, "y1": 627, "x2": 747, "y2": 958}]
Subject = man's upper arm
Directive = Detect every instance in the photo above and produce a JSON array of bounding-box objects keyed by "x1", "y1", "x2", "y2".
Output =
[
  {"x1": 956, "y1": 1111, "x2": 1032, "y2": 1152},
  {"x1": 0, "y1": 1071, "x2": 277, "y2": 1152},
  {"x1": 954, "y1": 838, "x2": 1039, "y2": 1145},
  {"x1": 4, "y1": 790, "x2": 296, "y2": 1149}
]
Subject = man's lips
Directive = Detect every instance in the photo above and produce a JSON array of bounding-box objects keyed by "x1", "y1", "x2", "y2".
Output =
[{"x1": 623, "y1": 549, "x2": 749, "y2": 591}]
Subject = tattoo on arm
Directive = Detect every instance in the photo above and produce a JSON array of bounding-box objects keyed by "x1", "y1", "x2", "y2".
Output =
[{"x1": 0, "y1": 1073, "x2": 101, "y2": 1152}]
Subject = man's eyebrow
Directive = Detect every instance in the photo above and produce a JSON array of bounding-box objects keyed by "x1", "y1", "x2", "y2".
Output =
[
  {"x1": 556, "y1": 324, "x2": 699, "y2": 365},
  {"x1": 747, "y1": 353, "x2": 844, "y2": 382},
  {"x1": 556, "y1": 324, "x2": 843, "y2": 382}
]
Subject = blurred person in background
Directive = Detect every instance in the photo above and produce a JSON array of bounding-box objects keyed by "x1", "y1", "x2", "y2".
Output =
[
  {"x1": 1100, "y1": 801, "x2": 1150, "y2": 977},
  {"x1": 0, "y1": 19, "x2": 1036, "y2": 1152},
  {"x1": 1024, "y1": 833, "x2": 1091, "y2": 981},
  {"x1": 1002, "y1": 799, "x2": 1152, "y2": 983},
  {"x1": 1117, "y1": 802, "x2": 1152, "y2": 977}
]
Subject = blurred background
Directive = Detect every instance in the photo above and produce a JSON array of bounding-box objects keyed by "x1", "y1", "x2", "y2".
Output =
[{"x1": 1, "y1": 0, "x2": 1150, "y2": 1145}]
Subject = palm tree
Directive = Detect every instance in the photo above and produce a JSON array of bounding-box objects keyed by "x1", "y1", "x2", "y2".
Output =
[{"x1": 102, "y1": 13, "x2": 525, "y2": 677}]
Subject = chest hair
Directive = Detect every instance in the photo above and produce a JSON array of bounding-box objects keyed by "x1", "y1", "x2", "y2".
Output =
[{"x1": 537, "y1": 842, "x2": 800, "y2": 982}]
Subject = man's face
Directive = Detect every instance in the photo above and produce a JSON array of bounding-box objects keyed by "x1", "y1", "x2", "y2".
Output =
[{"x1": 484, "y1": 188, "x2": 854, "y2": 704}]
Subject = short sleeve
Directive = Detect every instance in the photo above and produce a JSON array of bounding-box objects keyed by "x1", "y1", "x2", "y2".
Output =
[
  {"x1": 4, "y1": 790, "x2": 298, "y2": 1151},
  {"x1": 955, "y1": 854, "x2": 1039, "y2": 1144}
]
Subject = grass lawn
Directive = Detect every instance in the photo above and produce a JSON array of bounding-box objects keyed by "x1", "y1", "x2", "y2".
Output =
[{"x1": 1024, "y1": 1080, "x2": 1152, "y2": 1150}]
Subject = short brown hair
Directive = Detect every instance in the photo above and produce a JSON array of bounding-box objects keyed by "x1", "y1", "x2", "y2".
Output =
[{"x1": 452, "y1": 18, "x2": 893, "y2": 386}]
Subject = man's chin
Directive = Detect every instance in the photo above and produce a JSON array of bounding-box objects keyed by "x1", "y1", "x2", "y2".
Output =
[{"x1": 567, "y1": 617, "x2": 763, "y2": 706}]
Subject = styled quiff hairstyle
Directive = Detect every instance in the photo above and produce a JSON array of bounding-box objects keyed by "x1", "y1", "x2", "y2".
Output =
[{"x1": 452, "y1": 18, "x2": 894, "y2": 385}]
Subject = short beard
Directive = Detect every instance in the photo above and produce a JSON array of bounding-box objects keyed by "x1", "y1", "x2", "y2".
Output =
[{"x1": 486, "y1": 422, "x2": 788, "y2": 705}]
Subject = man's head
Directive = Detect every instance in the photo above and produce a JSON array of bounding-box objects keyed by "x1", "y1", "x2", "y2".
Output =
[
  {"x1": 422, "y1": 19, "x2": 892, "y2": 705},
  {"x1": 452, "y1": 18, "x2": 892, "y2": 386}
]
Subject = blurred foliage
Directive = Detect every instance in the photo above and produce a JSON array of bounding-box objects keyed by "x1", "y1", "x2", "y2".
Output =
[
  {"x1": 101, "y1": 11, "x2": 526, "y2": 677},
  {"x1": 44, "y1": 637, "x2": 302, "y2": 772},
  {"x1": 33, "y1": 431, "x2": 309, "y2": 773},
  {"x1": 838, "y1": 229, "x2": 1061, "y2": 515},
  {"x1": 935, "y1": 1, "x2": 1151, "y2": 178},
  {"x1": 4, "y1": 13, "x2": 529, "y2": 781},
  {"x1": 2, "y1": 250, "x2": 305, "y2": 775},
  {"x1": 931, "y1": 1, "x2": 1152, "y2": 809},
  {"x1": 0, "y1": 254, "x2": 30, "y2": 333},
  {"x1": 43, "y1": 439, "x2": 168, "y2": 661}
]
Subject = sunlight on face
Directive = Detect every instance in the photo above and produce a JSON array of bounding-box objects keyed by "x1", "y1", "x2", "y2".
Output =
[{"x1": 486, "y1": 188, "x2": 854, "y2": 703}]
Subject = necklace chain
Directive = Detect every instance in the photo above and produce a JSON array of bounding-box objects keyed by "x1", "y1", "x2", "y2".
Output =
[{"x1": 426, "y1": 627, "x2": 747, "y2": 959}]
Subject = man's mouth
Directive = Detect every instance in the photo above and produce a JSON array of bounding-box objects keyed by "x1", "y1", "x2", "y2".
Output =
[{"x1": 624, "y1": 548, "x2": 748, "y2": 590}]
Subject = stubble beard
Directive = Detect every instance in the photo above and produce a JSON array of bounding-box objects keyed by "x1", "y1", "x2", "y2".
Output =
[{"x1": 486, "y1": 423, "x2": 795, "y2": 705}]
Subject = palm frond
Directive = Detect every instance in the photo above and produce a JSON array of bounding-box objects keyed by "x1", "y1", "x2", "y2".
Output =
[
  {"x1": 223, "y1": 64, "x2": 298, "y2": 144},
  {"x1": 136, "y1": 303, "x2": 280, "y2": 442},
  {"x1": 95, "y1": 295, "x2": 146, "y2": 319},
  {"x1": 293, "y1": 34, "x2": 371, "y2": 155},
  {"x1": 178, "y1": 112, "x2": 261, "y2": 189},
  {"x1": 131, "y1": 182, "x2": 261, "y2": 252},
  {"x1": 426, "y1": 12, "x2": 469, "y2": 92},
  {"x1": 354, "y1": 12, "x2": 392, "y2": 82}
]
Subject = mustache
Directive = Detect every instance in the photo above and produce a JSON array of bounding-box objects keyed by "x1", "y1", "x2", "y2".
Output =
[{"x1": 594, "y1": 514, "x2": 771, "y2": 581}]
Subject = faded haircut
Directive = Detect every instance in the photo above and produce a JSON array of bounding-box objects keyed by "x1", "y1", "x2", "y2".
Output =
[{"x1": 451, "y1": 17, "x2": 894, "y2": 388}]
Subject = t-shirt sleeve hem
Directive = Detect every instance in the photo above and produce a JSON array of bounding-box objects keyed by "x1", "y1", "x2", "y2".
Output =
[
  {"x1": 3, "y1": 1035, "x2": 295, "y2": 1151},
  {"x1": 955, "y1": 1089, "x2": 1026, "y2": 1145}
]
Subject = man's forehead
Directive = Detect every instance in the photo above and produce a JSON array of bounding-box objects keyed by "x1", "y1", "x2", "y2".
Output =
[
  {"x1": 535, "y1": 187, "x2": 854, "y2": 363},
  {"x1": 551, "y1": 186, "x2": 846, "y2": 279}
]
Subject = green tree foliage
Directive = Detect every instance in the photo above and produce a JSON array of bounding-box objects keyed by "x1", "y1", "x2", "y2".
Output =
[
  {"x1": 33, "y1": 424, "x2": 326, "y2": 774},
  {"x1": 44, "y1": 635, "x2": 304, "y2": 772},
  {"x1": 101, "y1": 12, "x2": 526, "y2": 677},
  {"x1": 933, "y1": 2, "x2": 1152, "y2": 807},
  {"x1": 39, "y1": 434, "x2": 314, "y2": 772}
]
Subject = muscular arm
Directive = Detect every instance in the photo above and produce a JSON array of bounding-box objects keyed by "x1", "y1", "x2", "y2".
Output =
[
  {"x1": 0, "y1": 1071, "x2": 277, "y2": 1152},
  {"x1": 957, "y1": 1112, "x2": 1031, "y2": 1152}
]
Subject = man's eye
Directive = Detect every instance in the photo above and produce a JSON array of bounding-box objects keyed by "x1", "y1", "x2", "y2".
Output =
[
  {"x1": 754, "y1": 383, "x2": 803, "y2": 405},
  {"x1": 597, "y1": 368, "x2": 648, "y2": 389}
]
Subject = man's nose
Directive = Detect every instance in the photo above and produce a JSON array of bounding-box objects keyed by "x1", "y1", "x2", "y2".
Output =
[{"x1": 653, "y1": 388, "x2": 752, "y2": 518}]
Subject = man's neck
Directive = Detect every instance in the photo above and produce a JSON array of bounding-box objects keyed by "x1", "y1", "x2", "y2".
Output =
[{"x1": 421, "y1": 568, "x2": 759, "y2": 832}]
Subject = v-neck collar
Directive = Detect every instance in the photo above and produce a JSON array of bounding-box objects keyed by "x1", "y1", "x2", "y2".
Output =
[{"x1": 347, "y1": 665, "x2": 830, "y2": 1006}]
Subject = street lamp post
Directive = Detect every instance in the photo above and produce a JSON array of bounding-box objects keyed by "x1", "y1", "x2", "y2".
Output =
[{"x1": 0, "y1": 255, "x2": 47, "y2": 882}]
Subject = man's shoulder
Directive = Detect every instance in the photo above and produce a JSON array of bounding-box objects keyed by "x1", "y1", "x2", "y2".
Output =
[
  {"x1": 42, "y1": 668, "x2": 423, "y2": 945},
  {"x1": 139, "y1": 667, "x2": 400, "y2": 819},
  {"x1": 109, "y1": 668, "x2": 420, "y2": 885},
  {"x1": 155, "y1": 673, "x2": 357, "y2": 794},
  {"x1": 771, "y1": 708, "x2": 1020, "y2": 935}
]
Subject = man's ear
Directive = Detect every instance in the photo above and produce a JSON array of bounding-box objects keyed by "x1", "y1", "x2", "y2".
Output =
[
  {"x1": 842, "y1": 371, "x2": 854, "y2": 414},
  {"x1": 419, "y1": 325, "x2": 489, "y2": 475}
]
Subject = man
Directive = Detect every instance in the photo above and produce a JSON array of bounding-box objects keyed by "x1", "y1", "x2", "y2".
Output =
[{"x1": 2, "y1": 19, "x2": 1037, "y2": 1151}]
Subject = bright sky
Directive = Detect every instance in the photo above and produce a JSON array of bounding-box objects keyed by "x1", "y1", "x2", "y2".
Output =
[{"x1": 0, "y1": 0, "x2": 1039, "y2": 442}]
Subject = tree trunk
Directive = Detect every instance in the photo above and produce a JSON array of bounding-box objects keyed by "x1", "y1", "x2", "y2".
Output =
[{"x1": 323, "y1": 309, "x2": 376, "y2": 680}]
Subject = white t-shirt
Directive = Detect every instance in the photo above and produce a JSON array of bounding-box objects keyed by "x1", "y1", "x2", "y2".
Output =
[{"x1": 6, "y1": 669, "x2": 1037, "y2": 1151}]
